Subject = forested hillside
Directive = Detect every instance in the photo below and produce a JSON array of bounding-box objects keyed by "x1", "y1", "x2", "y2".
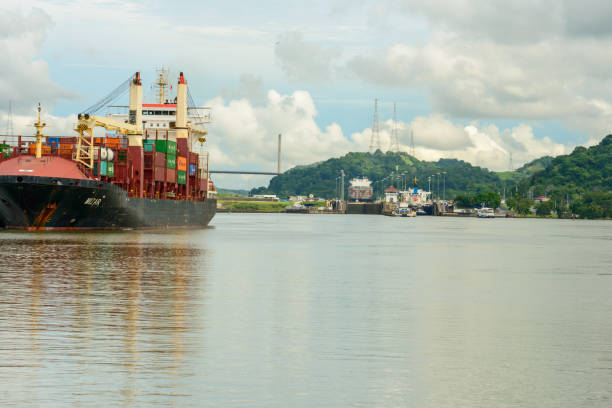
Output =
[
  {"x1": 251, "y1": 150, "x2": 513, "y2": 199},
  {"x1": 516, "y1": 135, "x2": 612, "y2": 218}
]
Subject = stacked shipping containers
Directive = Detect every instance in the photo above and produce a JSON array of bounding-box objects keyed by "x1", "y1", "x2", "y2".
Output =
[{"x1": 177, "y1": 156, "x2": 187, "y2": 184}]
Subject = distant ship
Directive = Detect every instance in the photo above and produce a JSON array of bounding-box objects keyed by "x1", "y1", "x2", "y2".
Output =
[
  {"x1": 0, "y1": 70, "x2": 216, "y2": 230},
  {"x1": 348, "y1": 177, "x2": 373, "y2": 201}
]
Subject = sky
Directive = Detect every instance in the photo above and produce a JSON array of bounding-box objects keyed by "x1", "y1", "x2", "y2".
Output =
[{"x1": 1, "y1": 0, "x2": 611, "y2": 189}]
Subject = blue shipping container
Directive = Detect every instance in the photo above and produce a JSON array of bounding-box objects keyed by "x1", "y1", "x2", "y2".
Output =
[
  {"x1": 189, "y1": 164, "x2": 197, "y2": 176},
  {"x1": 143, "y1": 144, "x2": 154, "y2": 152},
  {"x1": 100, "y1": 161, "x2": 108, "y2": 176}
]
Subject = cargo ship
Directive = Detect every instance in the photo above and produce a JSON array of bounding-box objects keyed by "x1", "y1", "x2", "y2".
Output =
[
  {"x1": 0, "y1": 71, "x2": 217, "y2": 230},
  {"x1": 348, "y1": 177, "x2": 373, "y2": 201}
]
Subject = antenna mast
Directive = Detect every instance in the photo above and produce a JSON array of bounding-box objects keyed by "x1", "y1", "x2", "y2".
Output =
[
  {"x1": 509, "y1": 152, "x2": 513, "y2": 171},
  {"x1": 155, "y1": 68, "x2": 169, "y2": 104},
  {"x1": 33, "y1": 103, "x2": 46, "y2": 159},
  {"x1": 410, "y1": 130, "x2": 415, "y2": 157},
  {"x1": 389, "y1": 102, "x2": 400, "y2": 152},
  {"x1": 369, "y1": 98, "x2": 381, "y2": 153}
]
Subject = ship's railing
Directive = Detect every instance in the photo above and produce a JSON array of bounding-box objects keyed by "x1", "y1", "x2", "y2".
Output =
[{"x1": 0, "y1": 134, "x2": 82, "y2": 160}]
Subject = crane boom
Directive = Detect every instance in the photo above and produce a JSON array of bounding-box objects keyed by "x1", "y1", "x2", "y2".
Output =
[{"x1": 74, "y1": 72, "x2": 143, "y2": 170}]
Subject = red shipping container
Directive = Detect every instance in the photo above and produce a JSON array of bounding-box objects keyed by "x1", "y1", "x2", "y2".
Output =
[
  {"x1": 143, "y1": 153, "x2": 153, "y2": 169},
  {"x1": 154, "y1": 166, "x2": 165, "y2": 181},
  {"x1": 154, "y1": 152, "x2": 165, "y2": 167},
  {"x1": 166, "y1": 168, "x2": 176, "y2": 183},
  {"x1": 189, "y1": 153, "x2": 198, "y2": 164},
  {"x1": 114, "y1": 165, "x2": 127, "y2": 180}
]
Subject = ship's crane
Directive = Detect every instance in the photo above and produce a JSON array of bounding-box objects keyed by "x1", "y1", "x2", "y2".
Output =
[{"x1": 74, "y1": 72, "x2": 143, "y2": 169}]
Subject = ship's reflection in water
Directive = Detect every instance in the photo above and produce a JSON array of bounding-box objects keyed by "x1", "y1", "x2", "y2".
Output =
[{"x1": 0, "y1": 231, "x2": 207, "y2": 407}]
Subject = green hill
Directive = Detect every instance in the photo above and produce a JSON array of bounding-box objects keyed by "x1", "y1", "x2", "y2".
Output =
[
  {"x1": 497, "y1": 156, "x2": 554, "y2": 184},
  {"x1": 251, "y1": 150, "x2": 514, "y2": 199},
  {"x1": 522, "y1": 136, "x2": 612, "y2": 194},
  {"x1": 515, "y1": 135, "x2": 612, "y2": 218}
]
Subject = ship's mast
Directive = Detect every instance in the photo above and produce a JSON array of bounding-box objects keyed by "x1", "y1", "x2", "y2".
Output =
[
  {"x1": 34, "y1": 103, "x2": 46, "y2": 159},
  {"x1": 155, "y1": 68, "x2": 169, "y2": 104}
]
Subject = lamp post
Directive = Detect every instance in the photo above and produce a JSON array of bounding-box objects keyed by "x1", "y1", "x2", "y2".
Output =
[
  {"x1": 442, "y1": 171, "x2": 446, "y2": 201},
  {"x1": 340, "y1": 170, "x2": 345, "y2": 202},
  {"x1": 431, "y1": 175, "x2": 436, "y2": 199},
  {"x1": 436, "y1": 173, "x2": 440, "y2": 200}
]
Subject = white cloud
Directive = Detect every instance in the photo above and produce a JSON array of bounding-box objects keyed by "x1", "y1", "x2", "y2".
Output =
[
  {"x1": 275, "y1": 31, "x2": 340, "y2": 82},
  {"x1": 343, "y1": 1, "x2": 612, "y2": 140},
  {"x1": 349, "y1": 114, "x2": 571, "y2": 171},
  {"x1": 0, "y1": 8, "x2": 77, "y2": 114},
  {"x1": 206, "y1": 89, "x2": 353, "y2": 171},
  {"x1": 1, "y1": 110, "x2": 77, "y2": 140}
]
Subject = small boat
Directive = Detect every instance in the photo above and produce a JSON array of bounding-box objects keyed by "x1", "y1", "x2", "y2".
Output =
[
  {"x1": 394, "y1": 207, "x2": 416, "y2": 217},
  {"x1": 285, "y1": 203, "x2": 308, "y2": 213},
  {"x1": 477, "y1": 207, "x2": 495, "y2": 218}
]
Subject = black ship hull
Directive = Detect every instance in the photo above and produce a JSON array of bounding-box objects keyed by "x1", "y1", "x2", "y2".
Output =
[{"x1": 0, "y1": 175, "x2": 216, "y2": 230}]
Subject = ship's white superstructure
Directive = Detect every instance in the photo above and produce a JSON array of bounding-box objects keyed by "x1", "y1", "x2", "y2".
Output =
[
  {"x1": 348, "y1": 177, "x2": 373, "y2": 201},
  {"x1": 401, "y1": 187, "x2": 431, "y2": 207},
  {"x1": 106, "y1": 69, "x2": 210, "y2": 148}
]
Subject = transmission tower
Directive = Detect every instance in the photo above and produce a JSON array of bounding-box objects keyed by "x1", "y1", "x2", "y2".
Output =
[
  {"x1": 388, "y1": 102, "x2": 400, "y2": 152},
  {"x1": 410, "y1": 130, "x2": 415, "y2": 157},
  {"x1": 6, "y1": 100, "x2": 14, "y2": 136},
  {"x1": 369, "y1": 98, "x2": 381, "y2": 153}
]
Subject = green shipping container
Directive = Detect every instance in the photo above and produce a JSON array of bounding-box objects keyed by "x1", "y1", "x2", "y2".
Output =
[
  {"x1": 99, "y1": 161, "x2": 108, "y2": 176},
  {"x1": 155, "y1": 140, "x2": 177, "y2": 155},
  {"x1": 177, "y1": 170, "x2": 187, "y2": 185},
  {"x1": 166, "y1": 154, "x2": 176, "y2": 169},
  {"x1": 107, "y1": 162, "x2": 115, "y2": 177},
  {"x1": 117, "y1": 151, "x2": 127, "y2": 162},
  {"x1": 93, "y1": 161, "x2": 99, "y2": 176}
]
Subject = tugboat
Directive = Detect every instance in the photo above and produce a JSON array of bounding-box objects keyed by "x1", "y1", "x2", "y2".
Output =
[{"x1": 0, "y1": 71, "x2": 216, "y2": 230}]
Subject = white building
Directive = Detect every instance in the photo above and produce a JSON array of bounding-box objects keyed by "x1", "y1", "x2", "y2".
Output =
[{"x1": 384, "y1": 186, "x2": 399, "y2": 203}]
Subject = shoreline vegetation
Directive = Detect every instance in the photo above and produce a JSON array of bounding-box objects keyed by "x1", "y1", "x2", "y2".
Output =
[{"x1": 217, "y1": 200, "x2": 287, "y2": 213}]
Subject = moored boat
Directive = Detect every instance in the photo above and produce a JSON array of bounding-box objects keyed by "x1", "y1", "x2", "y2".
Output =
[{"x1": 477, "y1": 207, "x2": 495, "y2": 218}]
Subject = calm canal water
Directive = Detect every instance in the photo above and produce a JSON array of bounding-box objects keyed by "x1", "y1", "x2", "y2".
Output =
[{"x1": 1, "y1": 214, "x2": 612, "y2": 407}]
